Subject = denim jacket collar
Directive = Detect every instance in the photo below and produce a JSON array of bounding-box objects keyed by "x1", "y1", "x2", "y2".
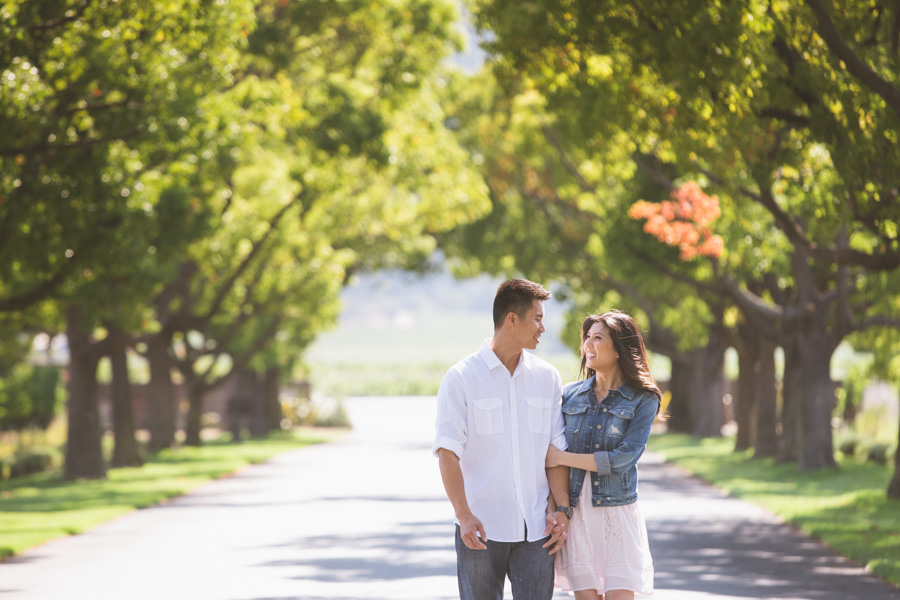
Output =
[{"x1": 573, "y1": 375, "x2": 638, "y2": 401}]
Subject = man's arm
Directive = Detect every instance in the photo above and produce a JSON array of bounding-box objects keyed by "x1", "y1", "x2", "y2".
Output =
[
  {"x1": 542, "y1": 464, "x2": 569, "y2": 554},
  {"x1": 437, "y1": 448, "x2": 487, "y2": 550}
]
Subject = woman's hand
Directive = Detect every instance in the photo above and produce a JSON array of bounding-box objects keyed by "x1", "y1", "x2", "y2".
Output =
[{"x1": 546, "y1": 444, "x2": 565, "y2": 468}]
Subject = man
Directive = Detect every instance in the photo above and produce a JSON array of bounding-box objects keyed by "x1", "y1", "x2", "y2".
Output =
[{"x1": 433, "y1": 278, "x2": 570, "y2": 600}]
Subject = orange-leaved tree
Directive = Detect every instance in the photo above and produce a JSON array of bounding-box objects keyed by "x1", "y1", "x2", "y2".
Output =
[{"x1": 629, "y1": 182, "x2": 724, "y2": 262}]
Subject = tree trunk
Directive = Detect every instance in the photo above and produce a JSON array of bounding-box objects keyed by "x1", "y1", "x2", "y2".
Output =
[
  {"x1": 108, "y1": 324, "x2": 144, "y2": 467},
  {"x1": 692, "y1": 344, "x2": 726, "y2": 438},
  {"x1": 888, "y1": 415, "x2": 900, "y2": 498},
  {"x1": 797, "y1": 338, "x2": 838, "y2": 471},
  {"x1": 246, "y1": 369, "x2": 267, "y2": 437},
  {"x1": 753, "y1": 337, "x2": 778, "y2": 458},
  {"x1": 665, "y1": 330, "x2": 728, "y2": 438},
  {"x1": 263, "y1": 366, "x2": 282, "y2": 433},
  {"x1": 64, "y1": 305, "x2": 106, "y2": 480},
  {"x1": 146, "y1": 334, "x2": 177, "y2": 451},
  {"x1": 734, "y1": 327, "x2": 760, "y2": 451},
  {"x1": 777, "y1": 340, "x2": 803, "y2": 463},
  {"x1": 185, "y1": 378, "x2": 205, "y2": 447},
  {"x1": 734, "y1": 326, "x2": 779, "y2": 456},
  {"x1": 665, "y1": 355, "x2": 692, "y2": 434}
]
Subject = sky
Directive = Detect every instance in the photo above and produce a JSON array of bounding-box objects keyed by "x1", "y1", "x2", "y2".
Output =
[{"x1": 449, "y1": 4, "x2": 488, "y2": 73}]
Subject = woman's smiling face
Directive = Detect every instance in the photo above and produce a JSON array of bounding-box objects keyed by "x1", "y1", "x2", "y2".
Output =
[{"x1": 582, "y1": 321, "x2": 617, "y2": 372}]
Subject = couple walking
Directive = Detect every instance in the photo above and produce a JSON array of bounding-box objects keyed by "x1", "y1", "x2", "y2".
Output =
[{"x1": 434, "y1": 278, "x2": 660, "y2": 600}]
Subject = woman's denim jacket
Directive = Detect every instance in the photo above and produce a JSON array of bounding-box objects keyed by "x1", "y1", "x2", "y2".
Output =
[{"x1": 562, "y1": 377, "x2": 660, "y2": 507}]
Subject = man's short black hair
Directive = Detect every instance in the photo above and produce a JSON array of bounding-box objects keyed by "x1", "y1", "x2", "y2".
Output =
[{"x1": 493, "y1": 278, "x2": 551, "y2": 330}]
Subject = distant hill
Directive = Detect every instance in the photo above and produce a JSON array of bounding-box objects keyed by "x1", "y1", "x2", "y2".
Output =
[{"x1": 306, "y1": 267, "x2": 576, "y2": 366}]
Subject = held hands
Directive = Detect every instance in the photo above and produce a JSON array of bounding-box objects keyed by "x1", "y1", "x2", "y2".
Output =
[
  {"x1": 542, "y1": 510, "x2": 568, "y2": 555},
  {"x1": 458, "y1": 512, "x2": 488, "y2": 550}
]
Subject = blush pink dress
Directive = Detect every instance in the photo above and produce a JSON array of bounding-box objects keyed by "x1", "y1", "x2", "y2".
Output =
[{"x1": 554, "y1": 473, "x2": 654, "y2": 596}]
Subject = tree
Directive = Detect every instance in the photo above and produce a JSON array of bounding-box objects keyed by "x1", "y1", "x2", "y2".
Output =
[
  {"x1": 136, "y1": 0, "x2": 491, "y2": 447},
  {"x1": 847, "y1": 271, "x2": 900, "y2": 497},
  {"x1": 436, "y1": 67, "x2": 744, "y2": 437},
  {"x1": 467, "y1": 0, "x2": 900, "y2": 470},
  {"x1": 1, "y1": 0, "x2": 255, "y2": 477}
]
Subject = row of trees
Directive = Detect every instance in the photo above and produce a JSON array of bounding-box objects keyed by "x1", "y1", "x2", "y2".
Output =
[
  {"x1": 434, "y1": 0, "x2": 900, "y2": 494},
  {"x1": 2, "y1": 0, "x2": 898, "y2": 497},
  {"x1": 0, "y1": 0, "x2": 490, "y2": 478}
]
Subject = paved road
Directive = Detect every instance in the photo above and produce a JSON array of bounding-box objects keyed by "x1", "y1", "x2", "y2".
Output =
[{"x1": 1, "y1": 396, "x2": 897, "y2": 600}]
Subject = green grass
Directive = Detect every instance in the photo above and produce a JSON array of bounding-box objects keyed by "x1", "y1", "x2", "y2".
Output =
[
  {"x1": 0, "y1": 427, "x2": 345, "y2": 559},
  {"x1": 648, "y1": 433, "x2": 900, "y2": 587},
  {"x1": 308, "y1": 362, "x2": 451, "y2": 397},
  {"x1": 304, "y1": 307, "x2": 582, "y2": 398}
]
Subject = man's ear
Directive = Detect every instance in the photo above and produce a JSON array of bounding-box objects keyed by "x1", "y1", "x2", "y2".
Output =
[{"x1": 506, "y1": 311, "x2": 517, "y2": 328}]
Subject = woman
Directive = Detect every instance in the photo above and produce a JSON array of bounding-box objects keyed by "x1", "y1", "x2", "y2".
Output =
[{"x1": 546, "y1": 311, "x2": 660, "y2": 599}]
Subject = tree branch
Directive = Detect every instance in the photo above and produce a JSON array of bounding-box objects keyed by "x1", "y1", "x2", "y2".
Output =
[
  {"x1": 719, "y1": 275, "x2": 791, "y2": 321},
  {"x1": 856, "y1": 315, "x2": 900, "y2": 330},
  {"x1": 55, "y1": 97, "x2": 134, "y2": 117},
  {"x1": 756, "y1": 107, "x2": 810, "y2": 129},
  {"x1": 541, "y1": 124, "x2": 597, "y2": 193},
  {"x1": 28, "y1": 1, "x2": 91, "y2": 36},
  {"x1": 201, "y1": 193, "x2": 304, "y2": 323},
  {"x1": 703, "y1": 169, "x2": 900, "y2": 272},
  {"x1": 804, "y1": 0, "x2": 900, "y2": 118},
  {"x1": 835, "y1": 227, "x2": 855, "y2": 333},
  {"x1": 632, "y1": 152, "x2": 676, "y2": 191},
  {"x1": 203, "y1": 316, "x2": 283, "y2": 394},
  {"x1": 0, "y1": 213, "x2": 123, "y2": 312},
  {"x1": 0, "y1": 270, "x2": 69, "y2": 312},
  {"x1": 891, "y1": 3, "x2": 900, "y2": 56},
  {"x1": 0, "y1": 131, "x2": 140, "y2": 157}
]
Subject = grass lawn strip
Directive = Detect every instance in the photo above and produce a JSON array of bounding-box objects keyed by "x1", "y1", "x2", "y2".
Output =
[
  {"x1": 0, "y1": 427, "x2": 345, "y2": 559},
  {"x1": 648, "y1": 433, "x2": 900, "y2": 588}
]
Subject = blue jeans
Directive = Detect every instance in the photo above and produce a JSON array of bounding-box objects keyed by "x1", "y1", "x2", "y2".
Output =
[{"x1": 455, "y1": 525, "x2": 555, "y2": 600}]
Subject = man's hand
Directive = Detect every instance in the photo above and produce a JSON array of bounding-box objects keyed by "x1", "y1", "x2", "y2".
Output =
[
  {"x1": 542, "y1": 510, "x2": 568, "y2": 555},
  {"x1": 459, "y1": 512, "x2": 488, "y2": 550}
]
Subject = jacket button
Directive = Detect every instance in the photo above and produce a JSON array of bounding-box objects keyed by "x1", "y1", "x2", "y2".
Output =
[
  {"x1": 596, "y1": 424, "x2": 601, "y2": 429},
  {"x1": 593, "y1": 480, "x2": 599, "y2": 485},
  {"x1": 603, "y1": 408, "x2": 608, "y2": 412},
  {"x1": 594, "y1": 443, "x2": 600, "y2": 449}
]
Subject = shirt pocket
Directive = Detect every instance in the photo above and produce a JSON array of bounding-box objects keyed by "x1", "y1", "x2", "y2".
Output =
[
  {"x1": 526, "y1": 396, "x2": 552, "y2": 434},
  {"x1": 472, "y1": 397, "x2": 504, "y2": 435},
  {"x1": 605, "y1": 406, "x2": 635, "y2": 438}
]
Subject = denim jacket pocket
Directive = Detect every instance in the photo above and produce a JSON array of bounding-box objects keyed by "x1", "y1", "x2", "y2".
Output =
[
  {"x1": 526, "y1": 396, "x2": 551, "y2": 433},
  {"x1": 472, "y1": 397, "x2": 504, "y2": 434},
  {"x1": 562, "y1": 404, "x2": 588, "y2": 437},
  {"x1": 605, "y1": 406, "x2": 634, "y2": 438}
]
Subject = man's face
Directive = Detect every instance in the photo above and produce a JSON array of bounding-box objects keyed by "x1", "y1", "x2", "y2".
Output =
[{"x1": 516, "y1": 299, "x2": 546, "y2": 350}]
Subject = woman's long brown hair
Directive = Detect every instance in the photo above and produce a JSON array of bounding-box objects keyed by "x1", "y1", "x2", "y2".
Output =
[{"x1": 578, "y1": 311, "x2": 663, "y2": 411}]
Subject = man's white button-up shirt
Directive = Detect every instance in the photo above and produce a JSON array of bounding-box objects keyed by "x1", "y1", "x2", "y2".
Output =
[{"x1": 433, "y1": 340, "x2": 566, "y2": 543}]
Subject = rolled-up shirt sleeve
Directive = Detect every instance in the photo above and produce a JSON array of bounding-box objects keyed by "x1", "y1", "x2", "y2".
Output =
[
  {"x1": 549, "y1": 371, "x2": 567, "y2": 451},
  {"x1": 433, "y1": 368, "x2": 467, "y2": 459}
]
